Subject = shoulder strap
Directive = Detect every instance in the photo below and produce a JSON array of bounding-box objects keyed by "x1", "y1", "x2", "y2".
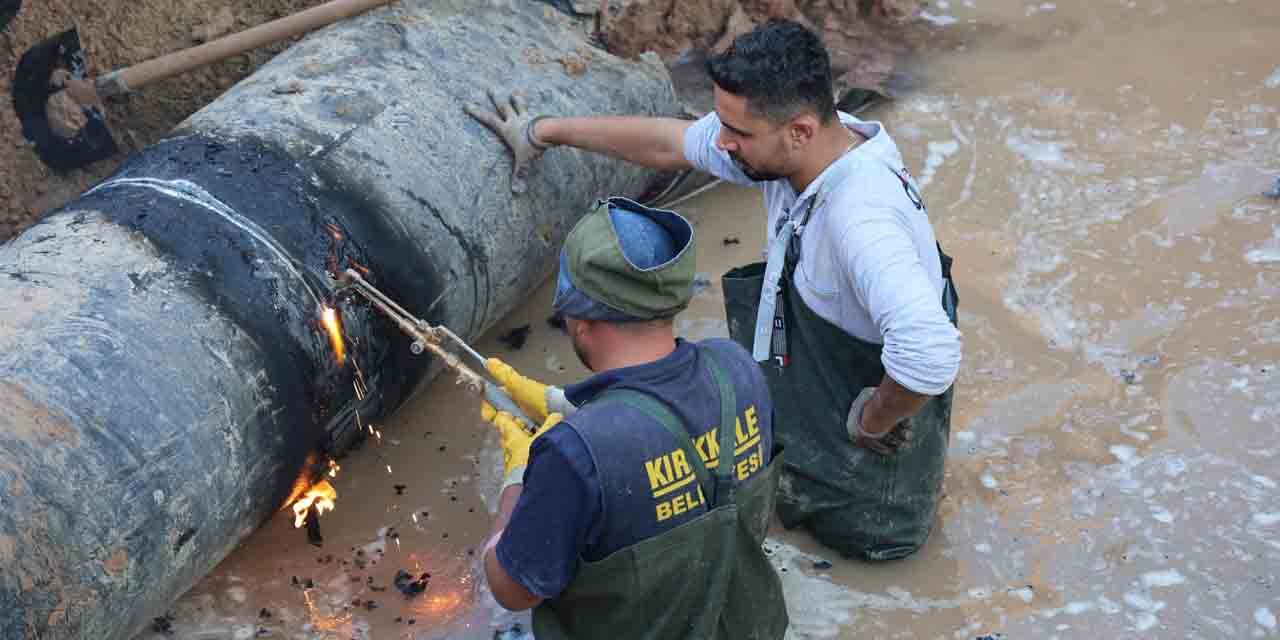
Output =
[{"x1": 700, "y1": 346, "x2": 738, "y2": 505}]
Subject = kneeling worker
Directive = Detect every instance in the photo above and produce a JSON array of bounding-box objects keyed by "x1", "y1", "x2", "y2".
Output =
[{"x1": 477, "y1": 197, "x2": 788, "y2": 639}]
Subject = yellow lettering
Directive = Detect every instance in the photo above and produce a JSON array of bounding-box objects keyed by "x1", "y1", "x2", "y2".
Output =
[
  {"x1": 737, "y1": 457, "x2": 751, "y2": 481},
  {"x1": 745, "y1": 405, "x2": 759, "y2": 436},
  {"x1": 657, "y1": 501, "x2": 672, "y2": 522},
  {"x1": 673, "y1": 494, "x2": 689, "y2": 515},
  {"x1": 672, "y1": 449, "x2": 691, "y2": 479},
  {"x1": 705, "y1": 428, "x2": 720, "y2": 463},
  {"x1": 735, "y1": 416, "x2": 749, "y2": 445},
  {"x1": 645, "y1": 457, "x2": 669, "y2": 490}
]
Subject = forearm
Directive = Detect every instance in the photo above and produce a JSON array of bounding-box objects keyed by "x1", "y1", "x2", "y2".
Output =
[
  {"x1": 488, "y1": 484, "x2": 522, "y2": 539},
  {"x1": 535, "y1": 116, "x2": 693, "y2": 171},
  {"x1": 860, "y1": 374, "x2": 930, "y2": 435},
  {"x1": 483, "y1": 484, "x2": 542, "y2": 610}
]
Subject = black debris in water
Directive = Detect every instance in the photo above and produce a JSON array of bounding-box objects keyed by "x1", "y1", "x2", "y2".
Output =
[
  {"x1": 498, "y1": 324, "x2": 532, "y2": 350},
  {"x1": 306, "y1": 504, "x2": 324, "y2": 546},
  {"x1": 812, "y1": 559, "x2": 833, "y2": 570},
  {"x1": 723, "y1": 235, "x2": 740, "y2": 246},
  {"x1": 394, "y1": 484, "x2": 407, "y2": 495},
  {"x1": 546, "y1": 313, "x2": 567, "y2": 333},
  {"x1": 1265, "y1": 177, "x2": 1280, "y2": 199},
  {"x1": 395, "y1": 569, "x2": 431, "y2": 597},
  {"x1": 494, "y1": 623, "x2": 530, "y2": 640},
  {"x1": 151, "y1": 612, "x2": 176, "y2": 635}
]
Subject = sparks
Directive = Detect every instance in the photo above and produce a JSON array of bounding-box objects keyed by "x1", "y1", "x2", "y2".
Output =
[
  {"x1": 321, "y1": 306, "x2": 346, "y2": 365},
  {"x1": 328, "y1": 459, "x2": 341, "y2": 478},
  {"x1": 291, "y1": 480, "x2": 338, "y2": 528}
]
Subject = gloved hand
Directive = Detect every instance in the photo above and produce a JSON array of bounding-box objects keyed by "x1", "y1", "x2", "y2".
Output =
[
  {"x1": 481, "y1": 401, "x2": 563, "y2": 489},
  {"x1": 463, "y1": 90, "x2": 553, "y2": 194},
  {"x1": 847, "y1": 387, "x2": 912, "y2": 455},
  {"x1": 486, "y1": 358, "x2": 575, "y2": 423}
]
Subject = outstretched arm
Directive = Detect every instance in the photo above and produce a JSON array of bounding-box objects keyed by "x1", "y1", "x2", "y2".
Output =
[{"x1": 465, "y1": 90, "x2": 692, "y2": 192}]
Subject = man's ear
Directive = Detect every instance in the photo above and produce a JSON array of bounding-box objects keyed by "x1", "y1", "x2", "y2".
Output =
[{"x1": 788, "y1": 113, "x2": 819, "y2": 148}]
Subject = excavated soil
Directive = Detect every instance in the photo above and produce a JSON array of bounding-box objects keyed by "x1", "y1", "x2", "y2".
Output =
[{"x1": 0, "y1": 0, "x2": 323, "y2": 240}]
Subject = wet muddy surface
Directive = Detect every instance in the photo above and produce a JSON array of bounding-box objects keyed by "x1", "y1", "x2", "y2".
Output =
[{"x1": 138, "y1": 0, "x2": 1280, "y2": 637}]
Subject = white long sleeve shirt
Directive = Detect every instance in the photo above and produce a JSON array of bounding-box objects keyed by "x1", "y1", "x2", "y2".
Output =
[{"x1": 684, "y1": 111, "x2": 961, "y2": 395}]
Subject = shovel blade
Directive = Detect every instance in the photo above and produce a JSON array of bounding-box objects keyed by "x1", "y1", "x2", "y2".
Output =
[{"x1": 12, "y1": 28, "x2": 120, "y2": 173}]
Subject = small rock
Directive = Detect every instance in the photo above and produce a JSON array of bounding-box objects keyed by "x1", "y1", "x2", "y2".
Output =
[
  {"x1": 812, "y1": 559, "x2": 833, "y2": 570},
  {"x1": 259, "y1": 608, "x2": 271, "y2": 619},
  {"x1": 273, "y1": 81, "x2": 305, "y2": 95},
  {"x1": 723, "y1": 235, "x2": 741, "y2": 246},
  {"x1": 394, "y1": 484, "x2": 407, "y2": 495}
]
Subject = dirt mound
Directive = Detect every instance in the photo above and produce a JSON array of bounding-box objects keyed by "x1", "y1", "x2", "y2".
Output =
[
  {"x1": 0, "y1": 0, "x2": 322, "y2": 241},
  {"x1": 597, "y1": 0, "x2": 932, "y2": 99}
]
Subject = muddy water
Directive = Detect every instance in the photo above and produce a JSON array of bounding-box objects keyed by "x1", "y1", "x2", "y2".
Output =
[{"x1": 139, "y1": 0, "x2": 1280, "y2": 638}]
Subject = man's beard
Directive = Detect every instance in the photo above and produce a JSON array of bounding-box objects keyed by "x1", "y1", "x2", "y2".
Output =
[
  {"x1": 571, "y1": 332, "x2": 594, "y2": 372},
  {"x1": 731, "y1": 152, "x2": 785, "y2": 182}
]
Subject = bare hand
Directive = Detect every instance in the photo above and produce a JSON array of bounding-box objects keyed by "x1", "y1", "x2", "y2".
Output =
[{"x1": 464, "y1": 90, "x2": 550, "y2": 194}]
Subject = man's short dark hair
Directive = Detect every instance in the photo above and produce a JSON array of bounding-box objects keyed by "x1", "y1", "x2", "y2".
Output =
[{"x1": 705, "y1": 19, "x2": 837, "y2": 125}]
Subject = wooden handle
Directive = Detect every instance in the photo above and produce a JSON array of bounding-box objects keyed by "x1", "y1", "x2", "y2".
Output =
[{"x1": 100, "y1": 0, "x2": 393, "y2": 95}]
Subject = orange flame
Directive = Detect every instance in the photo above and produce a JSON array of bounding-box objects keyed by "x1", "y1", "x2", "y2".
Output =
[
  {"x1": 293, "y1": 480, "x2": 338, "y2": 528},
  {"x1": 321, "y1": 306, "x2": 346, "y2": 365}
]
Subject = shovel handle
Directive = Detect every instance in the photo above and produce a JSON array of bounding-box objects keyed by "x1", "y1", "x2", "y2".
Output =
[{"x1": 96, "y1": 0, "x2": 394, "y2": 97}]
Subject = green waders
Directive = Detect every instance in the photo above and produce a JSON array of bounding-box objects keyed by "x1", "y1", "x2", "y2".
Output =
[
  {"x1": 532, "y1": 348, "x2": 788, "y2": 640},
  {"x1": 721, "y1": 172, "x2": 959, "y2": 561}
]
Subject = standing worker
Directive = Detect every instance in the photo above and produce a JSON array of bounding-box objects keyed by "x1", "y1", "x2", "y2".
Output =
[
  {"x1": 466, "y1": 19, "x2": 961, "y2": 560},
  {"x1": 477, "y1": 197, "x2": 788, "y2": 638}
]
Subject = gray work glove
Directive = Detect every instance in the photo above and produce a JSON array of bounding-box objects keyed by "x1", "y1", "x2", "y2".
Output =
[
  {"x1": 847, "y1": 387, "x2": 912, "y2": 456},
  {"x1": 463, "y1": 90, "x2": 553, "y2": 195}
]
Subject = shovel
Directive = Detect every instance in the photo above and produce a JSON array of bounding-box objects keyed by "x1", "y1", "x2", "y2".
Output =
[{"x1": 12, "y1": 0, "x2": 395, "y2": 173}]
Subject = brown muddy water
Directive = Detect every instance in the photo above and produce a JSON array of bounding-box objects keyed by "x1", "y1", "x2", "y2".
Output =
[{"x1": 137, "y1": 0, "x2": 1280, "y2": 638}]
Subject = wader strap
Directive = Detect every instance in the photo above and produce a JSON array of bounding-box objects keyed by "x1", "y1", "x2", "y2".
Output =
[
  {"x1": 701, "y1": 349, "x2": 738, "y2": 504},
  {"x1": 751, "y1": 197, "x2": 820, "y2": 362}
]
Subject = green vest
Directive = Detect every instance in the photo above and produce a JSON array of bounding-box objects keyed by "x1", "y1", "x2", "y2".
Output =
[{"x1": 531, "y1": 349, "x2": 788, "y2": 640}]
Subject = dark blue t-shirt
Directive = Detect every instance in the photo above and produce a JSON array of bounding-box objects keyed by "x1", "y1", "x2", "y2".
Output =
[{"x1": 495, "y1": 338, "x2": 774, "y2": 599}]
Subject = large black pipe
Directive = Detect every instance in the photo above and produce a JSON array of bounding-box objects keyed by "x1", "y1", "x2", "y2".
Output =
[{"x1": 0, "y1": 2, "x2": 679, "y2": 637}]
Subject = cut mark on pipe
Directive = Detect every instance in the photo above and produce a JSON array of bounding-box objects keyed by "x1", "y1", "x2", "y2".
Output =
[{"x1": 85, "y1": 177, "x2": 323, "y2": 308}]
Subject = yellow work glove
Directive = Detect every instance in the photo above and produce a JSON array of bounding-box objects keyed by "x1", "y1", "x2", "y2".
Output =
[
  {"x1": 486, "y1": 358, "x2": 555, "y2": 422},
  {"x1": 481, "y1": 400, "x2": 563, "y2": 489}
]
